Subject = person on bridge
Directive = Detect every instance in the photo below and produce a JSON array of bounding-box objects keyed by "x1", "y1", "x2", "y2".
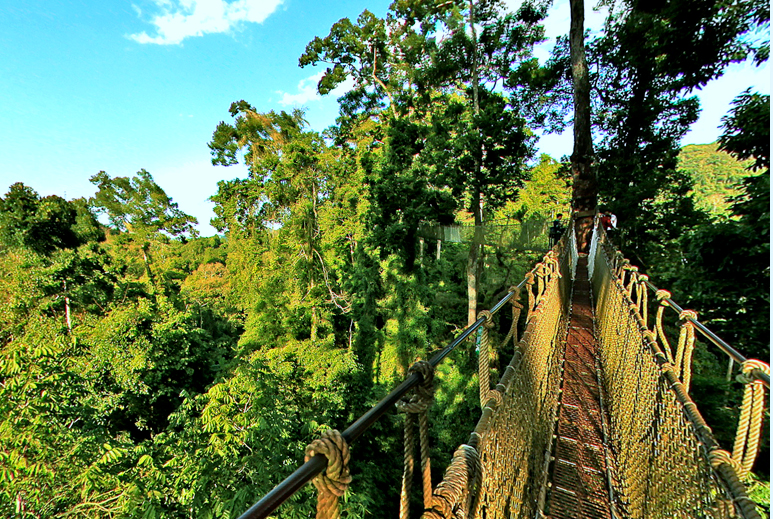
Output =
[
  {"x1": 600, "y1": 212, "x2": 618, "y2": 240},
  {"x1": 549, "y1": 213, "x2": 565, "y2": 247}
]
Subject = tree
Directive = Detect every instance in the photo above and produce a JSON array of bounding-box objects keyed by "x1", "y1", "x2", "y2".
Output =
[
  {"x1": 89, "y1": 170, "x2": 199, "y2": 239},
  {"x1": 568, "y1": 0, "x2": 596, "y2": 252},
  {"x1": 300, "y1": 0, "x2": 546, "y2": 325},
  {"x1": 89, "y1": 170, "x2": 198, "y2": 283},
  {"x1": 675, "y1": 91, "x2": 769, "y2": 359},
  {"x1": 0, "y1": 183, "x2": 102, "y2": 256},
  {"x1": 587, "y1": 0, "x2": 767, "y2": 266},
  {"x1": 718, "y1": 89, "x2": 770, "y2": 172}
]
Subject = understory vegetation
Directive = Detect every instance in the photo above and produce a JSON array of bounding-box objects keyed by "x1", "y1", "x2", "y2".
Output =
[{"x1": 0, "y1": 0, "x2": 769, "y2": 517}]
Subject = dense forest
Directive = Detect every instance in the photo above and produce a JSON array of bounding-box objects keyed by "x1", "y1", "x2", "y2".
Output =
[{"x1": 0, "y1": 0, "x2": 769, "y2": 517}]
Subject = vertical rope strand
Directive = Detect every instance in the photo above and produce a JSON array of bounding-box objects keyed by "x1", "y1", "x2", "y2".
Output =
[
  {"x1": 654, "y1": 290, "x2": 673, "y2": 363},
  {"x1": 477, "y1": 310, "x2": 494, "y2": 408},
  {"x1": 400, "y1": 414, "x2": 416, "y2": 519},
  {"x1": 397, "y1": 361, "x2": 435, "y2": 519},
  {"x1": 733, "y1": 360, "x2": 770, "y2": 479}
]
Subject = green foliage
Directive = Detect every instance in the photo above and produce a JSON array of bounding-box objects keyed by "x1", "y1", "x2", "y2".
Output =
[
  {"x1": 0, "y1": 183, "x2": 103, "y2": 255},
  {"x1": 719, "y1": 90, "x2": 770, "y2": 172},
  {"x1": 746, "y1": 473, "x2": 771, "y2": 518},
  {"x1": 671, "y1": 92, "x2": 769, "y2": 361},
  {"x1": 678, "y1": 143, "x2": 755, "y2": 216},
  {"x1": 1, "y1": 1, "x2": 770, "y2": 516},
  {"x1": 494, "y1": 154, "x2": 570, "y2": 221},
  {"x1": 82, "y1": 296, "x2": 230, "y2": 435},
  {"x1": 89, "y1": 169, "x2": 199, "y2": 239}
]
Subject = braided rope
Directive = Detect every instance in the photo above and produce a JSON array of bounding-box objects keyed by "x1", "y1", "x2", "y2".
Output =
[
  {"x1": 535, "y1": 263, "x2": 546, "y2": 303},
  {"x1": 732, "y1": 359, "x2": 770, "y2": 479},
  {"x1": 397, "y1": 361, "x2": 435, "y2": 519},
  {"x1": 623, "y1": 264, "x2": 638, "y2": 298},
  {"x1": 477, "y1": 310, "x2": 495, "y2": 409},
  {"x1": 504, "y1": 286, "x2": 523, "y2": 347},
  {"x1": 400, "y1": 412, "x2": 416, "y2": 519},
  {"x1": 422, "y1": 445, "x2": 481, "y2": 519},
  {"x1": 613, "y1": 251, "x2": 625, "y2": 276},
  {"x1": 675, "y1": 310, "x2": 697, "y2": 392},
  {"x1": 654, "y1": 289, "x2": 673, "y2": 363},
  {"x1": 305, "y1": 429, "x2": 351, "y2": 519},
  {"x1": 708, "y1": 448, "x2": 760, "y2": 518},
  {"x1": 419, "y1": 412, "x2": 432, "y2": 509},
  {"x1": 638, "y1": 274, "x2": 649, "y2": 328}
]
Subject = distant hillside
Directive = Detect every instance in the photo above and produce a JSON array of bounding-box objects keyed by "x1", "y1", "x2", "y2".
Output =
[{"x1": 678, "y1": 142, "x2": 754, "y2": 217}]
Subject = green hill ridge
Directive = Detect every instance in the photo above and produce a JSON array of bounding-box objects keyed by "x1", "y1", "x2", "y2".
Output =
[{"x1": 678, "y1": 142, "x2": 754, "y2": 217}]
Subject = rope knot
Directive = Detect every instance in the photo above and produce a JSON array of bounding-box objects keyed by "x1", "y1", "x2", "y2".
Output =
[
  {"x1": 642, "y1": 330, "x2": 657, "y2": 344},
  {"x1": 709, "y1": 448, "x2": 742, "y2": 473},
  {"x1": 305, "y1": 429, "x2": 352, "y2": 500},
  {"x1": 477, "y1": 310, "x2": 495, "y2": 329},
  {"x1": 655, "y1": 289, "x2": 671, "y2": 304},
  {"x1": 485, "y1": 389, "x2": 503, "y2": 409},
  {"x1": 427, "y1": 495, "x2": 454, "y2": 518},
  {"x1": 524, "y1": 272, "x2": 535, "y2": 285},
  {"x1": 738, "y1": 359, "x2": 770, "y2": 384},
  {"x1": 638, "y1": 273, "x2": 649, "y2": 282},
  {"x1": 679, "y1": 309, "x2": 698, "y2": 322},
  {"x1": 397, "y1": 361, "x2": 435, "y2": 414}
]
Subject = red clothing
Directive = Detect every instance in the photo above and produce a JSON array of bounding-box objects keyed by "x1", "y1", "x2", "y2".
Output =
[{"x1": 600, "y1": 214, "x2": 613, "y2": 231}]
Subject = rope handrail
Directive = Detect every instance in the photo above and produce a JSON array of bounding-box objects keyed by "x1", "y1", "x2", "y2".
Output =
[
  {"x1": 236, "y1": 276, "x2": 529, "y2": 519},
  {"x1": 595, "y1": 219, "x2": 769, "y2": 389},
  {"x1": 641, "y1": 279, "x2": 770, "y2": 388},
  {"x1": 592, "y1": 223, "x2": 765, "y2": 518}
]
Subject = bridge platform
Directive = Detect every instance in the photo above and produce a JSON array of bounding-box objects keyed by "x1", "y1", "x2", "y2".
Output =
[{"x1": 544, "y1": 256, "x2": 615, "y2": 519}]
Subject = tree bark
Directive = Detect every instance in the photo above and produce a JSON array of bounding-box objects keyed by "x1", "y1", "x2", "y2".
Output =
[
  {"x1": 570, "y1": 0, "x2": 597, "y2": 252},
  {"x1": 467, "y1": 192, "x2": 484, "y2": 327}
]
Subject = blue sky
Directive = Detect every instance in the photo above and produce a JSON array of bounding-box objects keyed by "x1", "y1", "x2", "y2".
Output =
[{"x1": 0, "y1": 0, "x2": 768, "y2": 236}]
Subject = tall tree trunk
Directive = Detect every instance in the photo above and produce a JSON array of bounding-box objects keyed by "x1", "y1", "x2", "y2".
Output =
[
  {"x1": 467, "y1": 0, "x2": 483, "y2": 327},
  {"x1": 468, "y1": 192, "x2": 483, "y2": 327},
  {"x1": 570, "y1": 0, "x2": 597, "y2": 252}
]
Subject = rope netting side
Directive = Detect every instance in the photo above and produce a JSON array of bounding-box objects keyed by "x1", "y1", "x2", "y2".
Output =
[
  {"x1": 421, "y1": 242, "x2": 572, "y2": 519},
  {"x1": 590, "y1": 226, "x2": 761, "y2": 519}
]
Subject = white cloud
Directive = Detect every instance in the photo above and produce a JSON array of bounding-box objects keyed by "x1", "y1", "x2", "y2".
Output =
[
  {"x1": 129, "y1": 0, "x2": 283, "y2": 45},
  {"x1": 276, "y1": 71, "x2": 356, "y2": 107}
]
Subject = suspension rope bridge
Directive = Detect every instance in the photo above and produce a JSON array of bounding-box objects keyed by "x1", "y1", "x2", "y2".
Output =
[{"x1": 238, "y1": 219, "x2": 770, "y2": 519}]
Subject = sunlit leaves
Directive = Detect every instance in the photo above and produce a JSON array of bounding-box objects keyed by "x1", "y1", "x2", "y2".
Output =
[{"x1": 89, "y1": 169, "x2": 199, "y2": 239}]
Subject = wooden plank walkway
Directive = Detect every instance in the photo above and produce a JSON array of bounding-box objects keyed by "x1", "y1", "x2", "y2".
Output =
[{"x1": 544, "y1": 256, "x2": 615, "y2": 519}]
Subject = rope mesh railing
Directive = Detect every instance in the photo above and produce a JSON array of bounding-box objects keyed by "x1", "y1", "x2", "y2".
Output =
[
  {"x1": 420, "y1": 235, "x2": 573, "y2": 518},
  {"x1": 589, "y1": 222, "x2": 764, "y2": 519},
  {"x1": 239, "y1": 220, "x2": 768, "y2": 519},
  {"x1": 236, "y1": 237, "x2": 565, "y2": 519}
]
